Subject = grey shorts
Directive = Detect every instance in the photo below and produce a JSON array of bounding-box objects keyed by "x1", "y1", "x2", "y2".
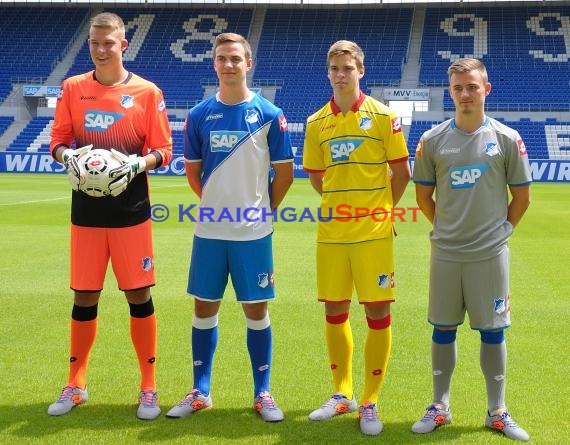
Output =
[{"x1": 428, "y1": 247, "x2": 511, "y2": 331}]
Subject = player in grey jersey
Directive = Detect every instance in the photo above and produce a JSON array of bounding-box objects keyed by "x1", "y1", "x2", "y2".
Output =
[{"x1": 411, "y1": 58, "x2": 531, "y2": 441}]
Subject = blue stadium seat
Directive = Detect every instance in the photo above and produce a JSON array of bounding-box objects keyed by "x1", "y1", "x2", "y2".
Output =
[
  {"x1": 0, "y1": 7, "x2": 88, "y2": 102},
  {"x1": 67, "y1": 8, "x2": 253, "y2": 107},
  {"x1": 407, "y1": 118, "x2": 569, "y2": 160},
  {"x1": 7, "y1": 117, "x2": 53, "y2": 152},
  {"x1": 0, "y1": 116, "x2": 14, "y2": 137},
  {"x1": 255, "y1": 8, "x2": 413, "y2": 123},
  {"x1": 1, "y1": 5, "x2": 567, "y2": 161},
  {"x1": 419, "y1": 7, "x2": 570, "y2": 111}
]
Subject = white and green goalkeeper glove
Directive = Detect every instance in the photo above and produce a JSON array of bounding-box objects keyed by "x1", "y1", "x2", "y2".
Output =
[
  {"x1": 108, "y1": 149, "x2": 147, "y2": 197},
  {"x1": 61, "y1": 144, "x2": 92, "y2": 191}
]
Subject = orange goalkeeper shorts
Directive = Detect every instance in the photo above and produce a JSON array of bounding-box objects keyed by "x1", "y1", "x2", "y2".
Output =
[{"x1": 70, "y1": 219, "x2": 155, "y2": 292}]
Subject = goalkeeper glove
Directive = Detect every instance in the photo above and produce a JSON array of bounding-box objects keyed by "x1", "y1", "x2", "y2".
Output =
[
  {"x1": 61, "y1": 144, "x2": 92, "y2": 191},
  {"x1": 108, "y1": 149, "x2": 147, "y2": 197}
]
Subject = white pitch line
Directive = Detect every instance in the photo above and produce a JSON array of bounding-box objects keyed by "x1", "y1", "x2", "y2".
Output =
[
  {"x1": 149, "y1": 183, "x2": 186, "y2": 189},
  {"x1": 0, "y1": 183, "x2": 185, "y2": 206},
  {"x1": 0, "y1": 196, "x2": 69, "y2": 206}
]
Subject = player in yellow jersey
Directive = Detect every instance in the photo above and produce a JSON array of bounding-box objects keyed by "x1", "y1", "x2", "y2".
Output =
[
  {"x1": 303, "y1": 40, "x2": 410, "y2": 436},
  {"x1": 47, "y1": 12, "x2": 172, "y2": 420}
]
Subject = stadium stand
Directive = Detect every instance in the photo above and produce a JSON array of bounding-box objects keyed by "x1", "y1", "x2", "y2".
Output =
[
  {"x1": 0, "y1": 116, "x2": 14, "y2": 137},
  {"x1": 407, "y1": 120, "x2": 437, "y2": 156},
  {"x1": 408, "y1": 118, "x2": 570, "y2": 160},
  {"x1": 1, "y1": 5, "x2": 569, "y2": 165},
  {"x1": 169, "y1": 118, "x2": 186, "y2": 155},
  {"x1": 7, "y1": 117, "x2": 53, "y2": 152},
  {"x1": 0, "y1": 7, "x2": 89, "y2": 103},
  {"x1": 419, "y1": 6, "x2": 570, "y2": 112},
  {"x1": 255, "y1": 7, "x2": 413, "y2": 124},
  {"x1": 67, "y1": 8, "x2": 253, "y2": 107}
]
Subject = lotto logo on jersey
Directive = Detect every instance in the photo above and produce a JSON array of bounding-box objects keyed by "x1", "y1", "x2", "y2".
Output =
[
  {"x1": 391, "y1": 117, "x2": 402, "y2": 134},
  {"x1": 517, "y1": 138, "x2": 528, "y2": 156},
  {"x1": 329, "y1": 138, "x2": 364, "y2": 162},
  {"x1": 278, "y1": 115, "x2": 288, "y2": 131},
  {"x1": 84, "y1": 111, "x2": 124, "y2": 132},
  {"x1": 415, "y1": 139, "x2": 424, "y2": 158},
  {"x1": 210, "y1": 130, "x2": 248, "y2": 152},
  {"x1": 450, "y1": 163, "x2": 489, "y2": 188}
]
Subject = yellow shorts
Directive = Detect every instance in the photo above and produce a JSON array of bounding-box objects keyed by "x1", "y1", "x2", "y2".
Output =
[
  {"x1": 70, "y1": 219, "x2": 155, "y2": 292},
  {"x1": 316, "y1": 237, "x2": 395, "y2": 304}
]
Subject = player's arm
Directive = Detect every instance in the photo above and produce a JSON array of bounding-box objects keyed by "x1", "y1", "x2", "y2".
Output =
[
  {"x1": 138, "y1": 151, "x2": 164, "y2": 172},
  {"x1": 415, "y1": 183, "x2": 436, "y2": 224},
  {"x1": 507, "y1": 184, "x2": 531, "y2": 228},
  {"x1": 49, "y1": 87, "x2": 93, "y2": 190},
  {"x1": 308, "y1": 170, "x2": 325, "y2": 195},
  {"x1": 389, "y1": 158, "x2": 411, "y2": 206},
  {"x1": 52, "y1": 145, "x2": 70, "y2": 163},
  {"x1": 50, "y1": 81, "x2": 74, "y2": 163},
  {"x1": 270, "y1": 160, "x2": 294, "y2": 208},
  {"x1": 185, "y1": 160, "x2": 203, "y2": 198},
  {"x1": 145, "y1": 89, "x2": 173, "y2": 169},
  {"x1": 108, "y1": 97, "x2": 172, "y2": 197}
]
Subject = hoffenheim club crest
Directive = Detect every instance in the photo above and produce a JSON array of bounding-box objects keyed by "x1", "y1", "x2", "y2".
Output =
[
  {"x1": 121, "y1": 95, "x2": 134, "y2": 109},
  {"x1": 245, "y1": 109, "x2": 259, "y2": 124}
]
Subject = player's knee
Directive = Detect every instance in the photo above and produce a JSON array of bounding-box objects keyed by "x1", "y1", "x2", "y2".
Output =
[
  {"x1": 480, "y1": 329, "x2": 505, "y2": 344},
  {"x1": 242, "y1": 302, "x2": 268, "y2": 321},
  {"x1": 246, "y1": 312, "x2": 270, "y2": 330},
  {"x1": 364, "y1": 301, "x2": 391, "y2": 320},
  {"x1": 324, "y1": 302, "x2": 350, "y2": 317},
  {"x1": 432, "y1": 327, "x2": 457, "y2": 344},
  {"x1": 74, "y1": 291, "x2": 101, "y2": 307},
  {"x1": 124, "y1": 287, "x2": 151, "y2": 305}
]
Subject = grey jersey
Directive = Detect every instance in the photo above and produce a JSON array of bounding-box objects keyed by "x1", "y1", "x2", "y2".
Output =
[{"x1": 413, "y1": 116, "x2": 532, "y2": 261}]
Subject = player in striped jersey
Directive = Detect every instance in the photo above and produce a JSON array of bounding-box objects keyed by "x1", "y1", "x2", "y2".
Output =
[
  {"x1": 47, "y1": 12, "x2": 172, "y2": 420},
  {"x1": 303, "y1": 40, "x2": 410, "y2": 436}
]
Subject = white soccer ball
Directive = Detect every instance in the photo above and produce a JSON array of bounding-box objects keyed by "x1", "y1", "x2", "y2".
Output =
[{"x1": 80, "y1": 149, "x2": 121, "y2": 197}]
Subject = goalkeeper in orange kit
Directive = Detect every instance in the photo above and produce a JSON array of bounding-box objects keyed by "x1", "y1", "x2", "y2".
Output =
[{"x1": 47, "y1": 11, "x2": 171, "y2": 420}]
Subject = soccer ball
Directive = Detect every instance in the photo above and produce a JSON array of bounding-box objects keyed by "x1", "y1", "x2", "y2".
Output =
[{"x1": 80, "y1": 149, "x2": 122, "y2": 197}]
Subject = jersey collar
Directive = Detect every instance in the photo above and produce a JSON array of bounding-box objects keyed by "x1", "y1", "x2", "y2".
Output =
[
  {"x1": 450, "y1": 115, "x2": 490, "y2": 131},
  {"x1": 330, "y1": 91, "x2": 366, "y2": 115},
  {"x1": 215, "y1": 90, "x2": 256, "y2": 106},
  {"x1": 92, "y1": 70, "x2": 132, "y2": 86}
]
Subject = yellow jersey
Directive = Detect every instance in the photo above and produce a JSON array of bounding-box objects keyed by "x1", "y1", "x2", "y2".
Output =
[{"x1": 303, "y1": 92, "x2": 409, "y2": 243}]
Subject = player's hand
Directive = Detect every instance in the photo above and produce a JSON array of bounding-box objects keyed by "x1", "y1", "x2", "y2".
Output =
[
  {"x1": 61, "y1": 144, "x2": 92, "y2": 191},
  {"x1": 108, "y1": 149, "x2": 147, "y2": 197}
]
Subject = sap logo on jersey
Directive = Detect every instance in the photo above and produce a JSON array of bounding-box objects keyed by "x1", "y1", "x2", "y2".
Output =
[
  {"x1": 210, "y1": 130, "x2": 248, "y2": 152},
  {"x1": 450, "y1": 163, "x2": 489, "y2": 188},
  {"x1": 329, "y1": 138, "x2": 364, "y2": 162},
  {"x1": 84, "y1": 111, "x2": 124, "y2": 132}
]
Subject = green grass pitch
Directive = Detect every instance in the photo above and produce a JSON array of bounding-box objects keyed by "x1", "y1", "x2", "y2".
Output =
[{"x1": 0, "y1": 173, "x2": 568, "y2": 444}]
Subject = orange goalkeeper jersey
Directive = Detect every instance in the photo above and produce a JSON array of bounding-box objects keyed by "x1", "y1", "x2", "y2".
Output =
[{"x1": 50, "y1": 71, "x2": 172, "y2": 228}]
